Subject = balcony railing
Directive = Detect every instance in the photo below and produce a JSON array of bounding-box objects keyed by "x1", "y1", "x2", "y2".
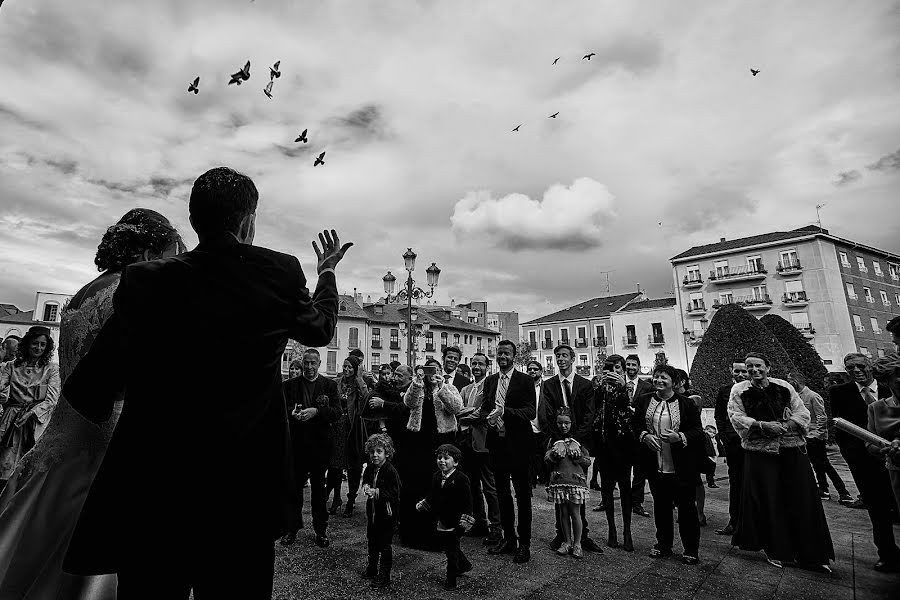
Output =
[
  {"x1": 776, "y1": 259, "x2": 802, "y2": 274},
  {"x1": 575, "y1": 366, "x2": 591, "y2": 376},
  {"x1": 425, "y1": 343, "x2": 435, "y2": 352},
  {"x1": 795, "y1": 322, "x2": 816, "y2": 337},
  {"x1": 687, "y1": 333, "x2": 704, "y2": 346},
  {"x1": 865, "y1": 296, "x2": 875, "y2": 304},
  {"x1": 686, "y1": 302, "x2": 706, "y2": 313},
  {"x1": 542, "y1": 339, "x2": 554, "y2": 350},
  {"x1": 708, "y1": 265, "x2": 767, "y2": 283},
  {"x1": 574, "y1": 338, "x2": 588, "y2": 348},
  {"x1": 682, "y1": 275, "x2": 704, "y2": 288},
  {"x1": 371, "y1": 340, "x2": 382, "y2": 349},
  {"x1": 856, "y1": 325, "x2": 865, "y2": 332},
  {"x1": 848, "y1": 292, "x2": 858, "y2": 300},
  {"x1": 648, "y1": 334, "x2": 665, "y2": 346},
  {"x1": 782, "y1": 291, "x2": 808, "y2": 306},
  {"x1": 389, "y1": 341, "x2": 401, "y2": 350},
  {"x1": 873, "y1": 327, "x2": 883, "y2": 335},
  {"x1": 622, "y1": 336, "x2": 638, "y2": 347},
  {"x1": 859, "y1": 265, "x2": 869, "y2": 273},
  {"x1": 891, "y1": 271, "x2": 899, "y2": 281},
  {"x1": 528, "y1": 341, "x2": 537, "y2": 350},
  {"x1": 592, "y1": 337, "x2": 608, "y2": 347},
  {"x1": 712, "y1": 295, "x2": 773, "y2": 310}
]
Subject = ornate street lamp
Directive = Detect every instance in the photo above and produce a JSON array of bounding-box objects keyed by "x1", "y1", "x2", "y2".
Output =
[{"x1": 383, "y1": 248, "x2": 440, "y2": 366}]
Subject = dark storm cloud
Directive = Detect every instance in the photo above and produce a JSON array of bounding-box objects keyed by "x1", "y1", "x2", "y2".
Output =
[
  {"x1": 833, "y1": 170, "x2": 862, "y2": 186},
  {"x1": 866, "y1": 148, "x2": 900, "y2": 172}
]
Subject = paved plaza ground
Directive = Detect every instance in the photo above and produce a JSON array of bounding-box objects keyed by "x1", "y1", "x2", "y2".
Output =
[{"x1": 272, "y1": 448, "x2": 900, "y2": 600}]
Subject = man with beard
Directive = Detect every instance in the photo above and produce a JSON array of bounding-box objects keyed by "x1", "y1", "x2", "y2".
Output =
[
  {"x1": 526, "y1": 360, "x2": 547, "y2": 487},
  {"x1": 539, "y1": 345, "x2": 603, "y2": 553},
  {"x1": 714, "y1": 360, "x2": 748, "y2": 536},
  {"x1": 442, "y1": 346, "x2": 471, "y2": 390},
  {"x1": 457, "y1": 353, "x2": 502, "y2": 545},
  {"x1": 482, "y1": 340, "x2": 536, "y2": 563},
  {"x1": 624, "y1": 355, "x2": 654, "y2": 517},
  {"x1": 281, "y1": 349, "x2": 341, "y2": 548}
]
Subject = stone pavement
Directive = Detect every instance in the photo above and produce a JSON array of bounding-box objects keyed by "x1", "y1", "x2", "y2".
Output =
[{"x1": 273, "y1": 449, "x2": 899, "y2": 599}]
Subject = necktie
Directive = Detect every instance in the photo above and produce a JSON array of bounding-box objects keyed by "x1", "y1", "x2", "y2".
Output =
[
  {"x1": 491, "y1": 374, "x2": 509, "y2": 432},
  {"x1": 627, "y1": 381, "x2": 635, "y2": 399},
  {"x1": 563, "y1": 378, "x2": 571, "y2": 408},
  {"x1": 862, "y1": 386, "x2": 877, "y2": 406}
]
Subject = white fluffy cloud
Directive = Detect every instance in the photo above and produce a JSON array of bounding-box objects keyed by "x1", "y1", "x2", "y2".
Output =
[{"x1": 450, "y1": 178, "x2": 617, "y2": 251}]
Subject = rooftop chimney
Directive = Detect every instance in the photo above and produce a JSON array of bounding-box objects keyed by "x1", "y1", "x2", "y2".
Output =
[{"x1": 720, "y1": 237, "x2": 726, "y2": 243}]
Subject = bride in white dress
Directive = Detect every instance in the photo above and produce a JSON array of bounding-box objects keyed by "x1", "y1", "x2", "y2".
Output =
[{"x1": 0, "y1": 208, "x2": 184, "y2": 599}]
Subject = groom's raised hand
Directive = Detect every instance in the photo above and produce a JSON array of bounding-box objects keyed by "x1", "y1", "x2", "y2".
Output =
[{"x1": 313, "y1": 229, "x2": 353, "y2": 275}]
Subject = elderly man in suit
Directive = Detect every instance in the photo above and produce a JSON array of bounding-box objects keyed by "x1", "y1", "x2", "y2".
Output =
[
  {"x1": 480, "y1": 340, "x2": 536, "y2": 563},
  {"x1": 831, "y1": 353, "x2": 900, "y2": 572},
  {"x1": 713, "y1": 359, "x2": 748, "y2": 536},
  {"x1": 539, "y1": 344, "x2": 603, "y2": 553},
  {"x1": 280, "y1": 349, "x2": 341, "y2": 548},
  {"x1": 61, "y1": 166, "x2": 353, "y2": 597},
  {"x1": 442, "y1": 345, "x2": 471, "y2": 390}
]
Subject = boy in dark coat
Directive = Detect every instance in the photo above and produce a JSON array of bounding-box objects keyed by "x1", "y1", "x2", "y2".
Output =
[
  {"x1": 361, "y1": 433, "x2": 401, "y2": 589},
  {"x1": 416, "y1": 443, "x2": 475, "y2": 590}
]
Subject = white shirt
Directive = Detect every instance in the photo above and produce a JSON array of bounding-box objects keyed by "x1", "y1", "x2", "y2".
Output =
[
  {"x1": 532, "y1": 382, "x2": 542, "y2": 433},
  {"x1": 558, "y1": 370, "x2": 576, "y2": 407}
]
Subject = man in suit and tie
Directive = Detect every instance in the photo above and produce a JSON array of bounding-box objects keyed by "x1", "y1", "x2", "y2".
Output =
[
  {"x1": 713, "y1": 360, "x2": 748, "y2": 536},
  {"x1": 624, "y1": 354, "x2": 654, "y2": 517},
  {"x1": 280, "y1": 349, "x2": 341, "y2": 548},
  {"x1": 480, "y1": 340, "x2": 536, "y2": 563},
  {"x1": 526, "y1": 360, "x2": 547, "y2": 487},
  {"x1": 442, "y1": 345, "x2": 471, "y2": 391},
  {"x1": 831, "y1": 353, "x2": 900, "y2": 572},
  {"x1": 61, "y1": 166, "x2": 353, "y2": 597},
  {"x1": 538, "y1": 344, "x2": 603, "y2": 553}
]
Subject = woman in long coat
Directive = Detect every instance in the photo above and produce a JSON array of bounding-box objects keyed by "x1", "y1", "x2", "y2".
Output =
[{"x1": 326, "y1": 355, "x2": 369, "y2": 517}]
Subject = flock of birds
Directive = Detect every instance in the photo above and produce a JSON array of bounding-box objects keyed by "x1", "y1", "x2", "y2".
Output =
[{"x1": 186, "y1": 54, "x2": 761, "y2": 167}]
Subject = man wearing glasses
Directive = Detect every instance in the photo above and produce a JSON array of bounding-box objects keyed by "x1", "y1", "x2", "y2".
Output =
[{"x1": 830, "y1": 353, "x2": 900, "y2": 572}]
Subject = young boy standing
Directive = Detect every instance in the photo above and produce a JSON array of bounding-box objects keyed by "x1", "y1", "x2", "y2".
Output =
[
  {"x1": 361, "y1": 433, "x2": 401, "y2": 589},
  {"x1": 416, "y1": 444, "x2": 475, "y2": 590}
]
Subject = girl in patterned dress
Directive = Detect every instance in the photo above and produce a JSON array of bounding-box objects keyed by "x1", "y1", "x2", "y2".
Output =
[{"x1": 545, "y1": 407, "x2": 591, "y2": 558}]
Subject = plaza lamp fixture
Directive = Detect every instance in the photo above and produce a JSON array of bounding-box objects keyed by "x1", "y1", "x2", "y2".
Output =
[{"x1": 382, "y1": 248, "x2": 441, "y2": 366}]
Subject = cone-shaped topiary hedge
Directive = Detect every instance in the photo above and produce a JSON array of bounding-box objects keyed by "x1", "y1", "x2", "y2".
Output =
[
  {"x1": 690, "y1": 304, "x2": 796, "y2": 407},
  {"x1": 760, "y1": 314, "x2": 828, "y2": 394}
]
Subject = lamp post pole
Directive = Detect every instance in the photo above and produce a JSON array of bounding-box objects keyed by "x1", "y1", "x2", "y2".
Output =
[
  {"x1": 383, "y1": 248, "x2": 441, "y2": 367},
  {"x1": 406, "y1": 270, "x2": 414, "y2": 367}
]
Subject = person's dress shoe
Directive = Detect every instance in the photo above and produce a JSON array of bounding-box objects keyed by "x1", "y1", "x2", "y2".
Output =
[
  {"x1": 873, "y1": 558, "x2": 900, "y2": 572},
  {"x1": 633, "y1": 504, "x2": 651, "y2": 517},
  {"x1": 362, "y1": 566, "x2": 378, "y2": 579},
  {"x1": 581, "y1": 536, "x2": 604, "y2": 553},
  {"x1": 488, "y1": 539, "x2": 517, "y2": 555},
  {"x1": 456, "y1": 559, "x2": 473, "y2": 575},
  {"x1": 328, "y1": 499, "x2": 343, "y2": 515},
  {"x1": 315, "y1": 534, "x2": 330, "y2": 548},
  {"x1": 371, "y1": 573, "x2": 390, "y2": 589},
  {"x1": 444, "y1": 574, "x2": 457, "y2": 590},
  {"x1": 483, "y1": 531, "x2": 503, "y2": 546},
  {"x1": 819, "y1": 490, "x2": 831, "y2": 500},
  {"x1": 843, "y1": 498, "x2": 865, "y2": 509},
  {"x1": 549, "y1": 533, "x2": 564, "y2": 551},
  {"x1": 279, "y1": 532, "x2": 297, "y2": 546},
  {"x1": 622, "y1": 534, "x2": 634, "y2": 552},
  {"x1": 513, "y1": 546, "x2": 531, "y2": 563},
  {"x1": 342, "y1": 502, "x2": 355, "y2": 518},
  {"x1": 715, "y1": 524, "x2": 734, "y2": 536}
]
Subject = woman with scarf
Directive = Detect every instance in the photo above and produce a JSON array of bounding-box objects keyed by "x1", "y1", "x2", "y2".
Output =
[
  {"x1": 326, "y1": 355, "x2": 369, "y2": 517},
  {"x1": 728, "y1": 352, "x2": 833, "y2": 571},
  {"x1": 632, "y1": 363, "x2": 704, "y2": 565},
  {"x1": 396, "y1": 362, "x2": 463, "y2": 550}
]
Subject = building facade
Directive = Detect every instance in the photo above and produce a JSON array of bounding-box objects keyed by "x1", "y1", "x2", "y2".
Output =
[
  {"x1": 0, "y1": 292, "x2": 72, "y2": 363},
  {"x1": 671, "y1": 225, "x2": 900, "y2": 370},
  {"x1": 610, "y1": 298, "x2": 687, "y2": 373}
]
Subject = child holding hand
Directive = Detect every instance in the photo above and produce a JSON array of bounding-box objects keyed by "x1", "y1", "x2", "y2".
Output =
[
  {"x1": 416, "y1": 443, "x2": 474, "y2": 590},
  {"x1": 361, "y1": 433, "x2": 401, "y2": 589},
  {"x1": 545, "y1": 407, "x2": 592, "y2": 558}
]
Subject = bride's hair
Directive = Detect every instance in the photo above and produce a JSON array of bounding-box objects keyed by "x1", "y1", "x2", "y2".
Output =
[{"x1": 94, "y1": 208, "x2": 185, "y2": 272}]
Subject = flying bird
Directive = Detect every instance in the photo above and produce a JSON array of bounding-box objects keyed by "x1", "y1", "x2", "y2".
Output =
[
  {"x1": 552, "y1": 57, "x2": 560, "y2": 65},
  {"x1": 263, "y1": 81, "x2": 274, "y2": 99},
  {"x1": 270, "y1": 60, "x2": 281, "y2": 80},
  {"x1": 228, "y1": 60, "x2": 251, "y2": 85},
  {"x1": 314, "y1": 151, "x2": 326, "y2": 167},
  {"x1": 295, "y1": 129, "x2": 308, "y2": 143},
  {"x1": 583, "y1": 53, "x2": 595, "y2": 60},
  {"x1": 512, "y1": 124, "x2": 521, "y2": 132},
  {"x1": 187, "y1": 76, "x2": 200, "y2": 94},
  {"x1": 750, "y1": 68, "x2": 760, "y2": 76},
  {"x1": 548, "y1": 112, "x2": 559, "y2": 119}
]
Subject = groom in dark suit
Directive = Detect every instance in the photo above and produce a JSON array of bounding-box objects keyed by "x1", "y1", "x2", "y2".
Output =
[{"x1": 62, "y1": 167, "x2": 353, "y2": 598}]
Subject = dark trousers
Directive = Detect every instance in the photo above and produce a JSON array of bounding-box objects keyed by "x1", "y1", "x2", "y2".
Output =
[
  {"x1": 723, "y1": 440, "x2": 744, "y2": 527},
  {"x1": 462, "y1": 446, "x2": 501, "y2": 532},
  {"x1": 117, "y1": 533, "x2": 274, "y2": 599},
  {"x1": 842, "y1": 447, "x2": 900, "y2": 561},
  {"x1": 367, "y1": 518, "x2": 395, "y2": 576},
  {"x1": 648, "y1": 473, "x2": 700, "y2": 557},
  {"x1": 806, "y1": 438, "x2": 848, "y2": 496},
  {"x1": 597, "y1": 446, "x2": 633, "y2": 535},
  {"x1": 437, "y1": 529, "x2": 470, "y2": 575},
  {"x1": 294, "y1": 451, "x2": 329, "y2": 535},
  {"x1": 531, "y1": 433, "x2": 549, "y2": 485},
  {"x1": 326, "y1": 464, "x2": 363, "y2": 503},
  {"x1": 491, "y1": 446, "x2": 532, "y2": 547}
]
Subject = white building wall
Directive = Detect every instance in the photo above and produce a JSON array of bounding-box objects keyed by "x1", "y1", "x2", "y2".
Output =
[{"x1": 611, "y1": 306, "x2": 687, "y2": 373}]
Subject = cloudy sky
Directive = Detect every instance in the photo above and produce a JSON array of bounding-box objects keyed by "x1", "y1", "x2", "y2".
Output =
[{"x1": 1, "y1": 0, "x2": 898, "y2": 323}]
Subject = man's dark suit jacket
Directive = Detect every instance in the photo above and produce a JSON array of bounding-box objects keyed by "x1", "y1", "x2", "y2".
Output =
[
  {"x1": 631, "y1": 392, "x2": 704, "y2": 486},
  {"x1": 283, "y1": 375, "x2": 340, "y2": 450},
  {"x1": 714, "y1": 382, "x2": 740, "y2": 445},
  {"x1": 421, "y1": 469, "x2": 474, "y2": 530},
  {"x1": 538, "y1": 373, "x2": 594, "y2": 446},
  {"x1": 626, "y1": 377, "x2": 655, "y2": 407},
  {"x1": 448, "y1": 371, "x2": 471, "y2": 392},
  {"x1": 62, "y1": 235, "x2": 339, "y2": 575},
  {"x1": 479, "y1": 368, "x2": 536, "y2": 461},
  {"x1": 830, "y1": 380, "x2": 891, "y2": 455}
]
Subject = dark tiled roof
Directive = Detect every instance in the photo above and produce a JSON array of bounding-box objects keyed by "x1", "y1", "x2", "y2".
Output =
[
  {"x1": 0, "y1": 304, "x2": 22, "y2": 317},
  {"x1": 617, "y1": 297, "x2": 677, "y2": 312},
  {"x1": 363, "y1": 303, "x2": 498, "y2": 335},
  {"x1": 0, "y1": 310, "x2": 35, "y2": 324},
  {"x1": 337, "y1": 295, "x2": 368, "y2": 319},
  {"x1": 671, "y1": 226, "x2": 826, "y2": 261},
  {"x1": 521, "y1": 292, "x2": 642, "y2": 325}
]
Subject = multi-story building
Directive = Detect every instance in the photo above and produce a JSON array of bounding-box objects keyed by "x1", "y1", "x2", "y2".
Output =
[
  {"x1": 281, "y1": 295, "x2": 500, "y2": 377},
  {"x1": 0, "y1": 292, "x2": 72, "y2": 363},
  {"x1": 671, "y1": 225, "x2": 900, "y2": 370},
  {"x1": 425, "y1": 301, "x2": 520, "y2": 343},
  {"x1": 610, "y1": 298, "x2": 687, "y2": 374}
]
